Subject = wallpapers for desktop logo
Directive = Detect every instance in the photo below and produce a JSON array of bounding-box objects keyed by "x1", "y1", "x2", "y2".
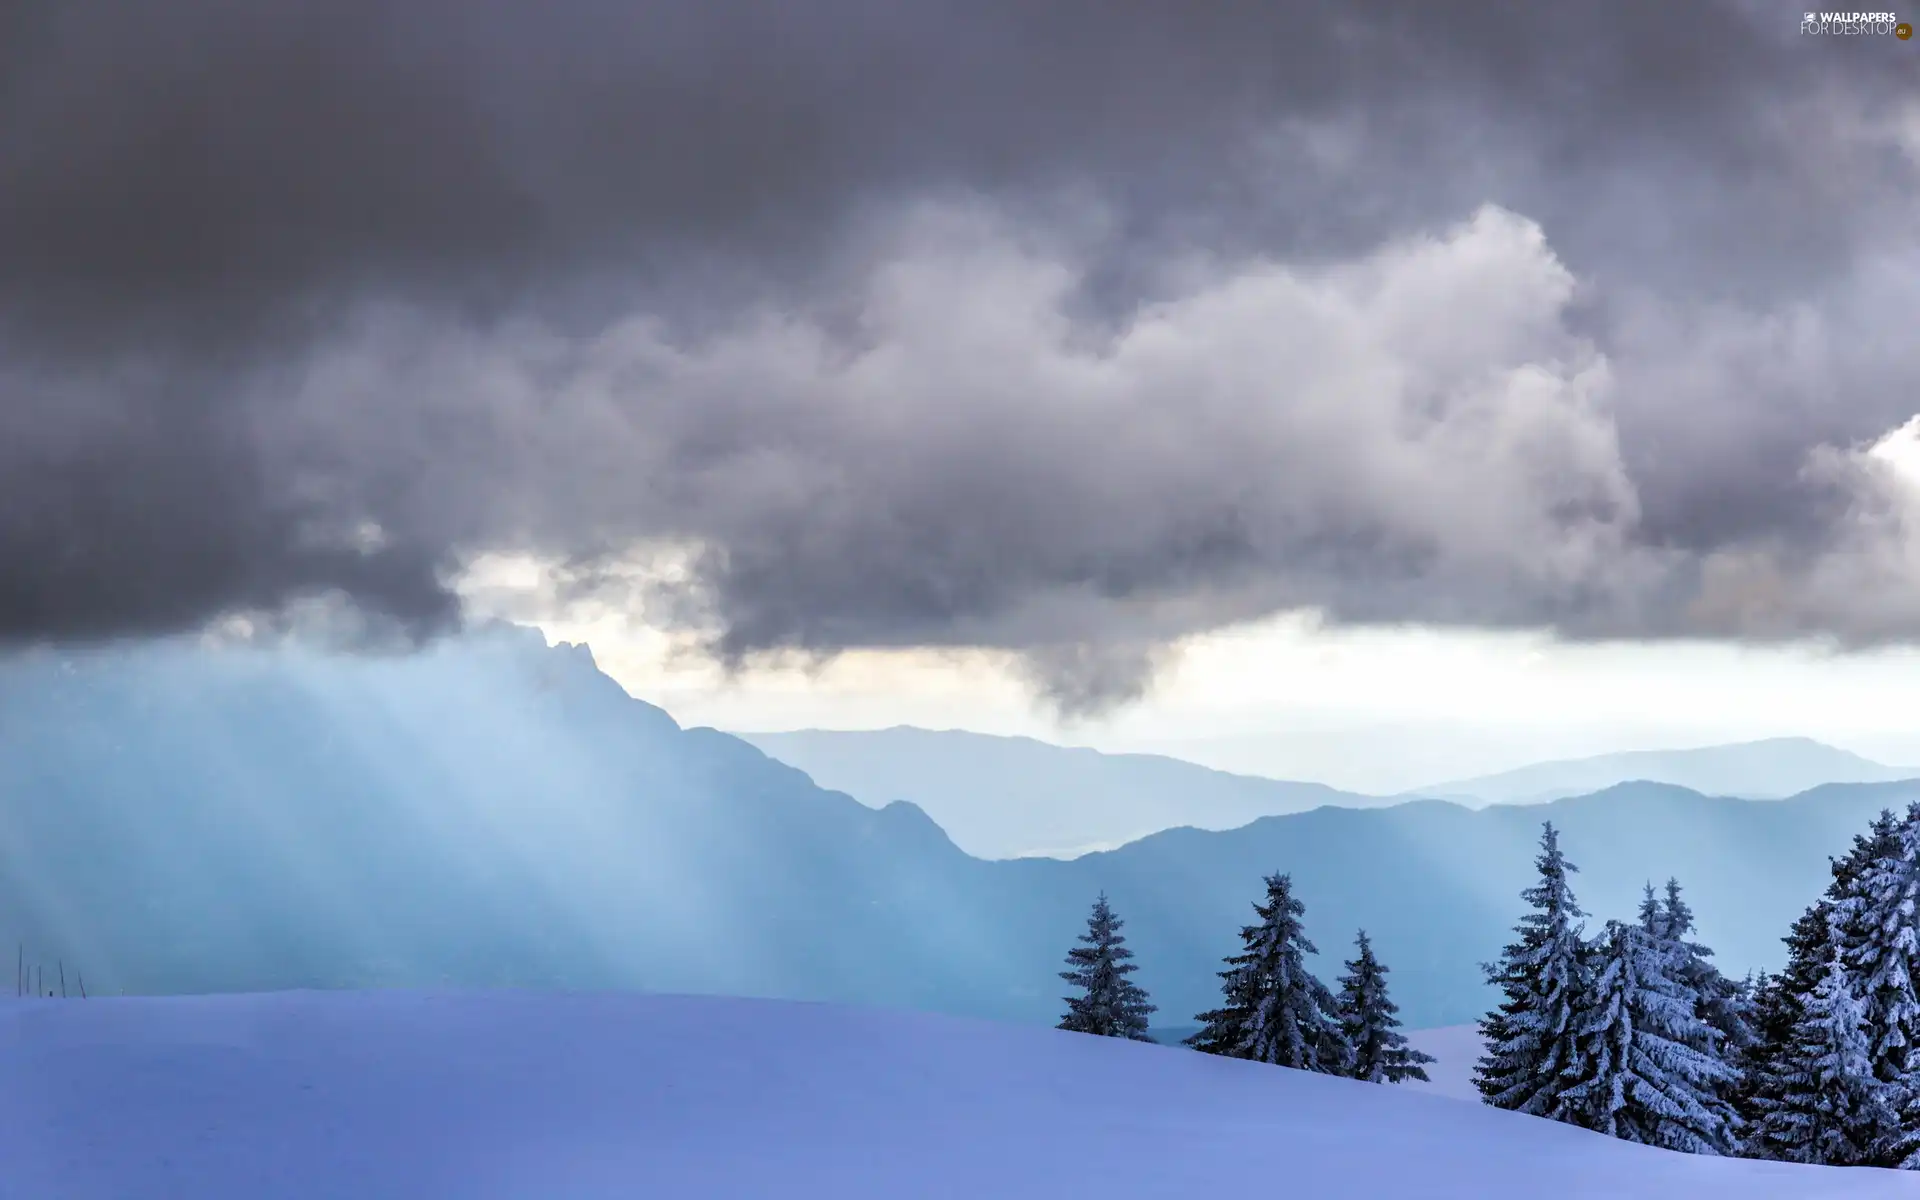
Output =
[{"x1": 1801, "y1": 10, "x2": 1912, "y2": 36}]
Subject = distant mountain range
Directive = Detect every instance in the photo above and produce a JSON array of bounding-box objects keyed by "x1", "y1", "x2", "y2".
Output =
[
  {"x1": 736, "y1": 727, "x2": 1392, "y2": 858},
  {"x1": 740, "y1": 726, "x2": 1920, "y2": 856},
  {"x1": 1408, "y1": 737, "x2": 1920, "y2": 805},
  {"x1": 3, "y1": 629, "x2": 1917, "y2": 1032}
]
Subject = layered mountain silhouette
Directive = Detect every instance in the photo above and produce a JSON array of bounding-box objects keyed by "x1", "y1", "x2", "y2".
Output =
[
  {"x1": 1408, "y1": 738, "x2": 1920, "y2": 805},
  {"x1": 746, "y1": 728, "x2": 1920, "y2": 857},
  {"x1": 2, "y1": 627, "x2": 1914, "y2": 1030},
  {"x1": 737, "y1": 727, "x2": 1391, "y2": 858}
]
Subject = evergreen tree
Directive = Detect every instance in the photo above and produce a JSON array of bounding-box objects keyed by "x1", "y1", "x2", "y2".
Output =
[
  {"x1": 1660, "y1": 877, "x2": 1755, "y2": 1058},
  {"x1": 1475, "y1": 822, "x2": 1591, "y2": 1121},
  {"x1": 1336, "y1": 930, "x2": 1434, "y2": 1084},
  {"x1": 1057, "y1": 893, "x2": 1156, "y2": 1041},
  {"x1": 1836, "y1": 805, "x2": 1920, "y2": 1108},
  {"x1": 1560, "y1": 918, "x2": 1738, "y2": 1153},
  {"x1": 1738, "y1": 808, "x2": 1902, "y2": 1138},
  {"x1": 1639, "y1": 876, "x2": 1753, "y2": 1137},
  {"x1": 1188, "y1": 873, "x2": 1351, "y2": 1073},
  {"x1": 1748, "y1": 936, "x2": 1893, "y2": 1166},
  {"x1": 1890, "y1": 1080, "x2": 1920, "y2": 1170},
  {"x1": 1833, "y1": 803, "x2": 1920, "y2": 1167}
]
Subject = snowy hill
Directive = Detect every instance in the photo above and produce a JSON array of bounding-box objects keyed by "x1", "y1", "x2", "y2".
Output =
[
  {"x1": 1, "y1": 991, "x2": 1906, "y2": 1200},
  {"x1": 1412, "y1": 737, "x2": 1920, "y2": 806},
  {"x1": 737, "y1": 726, "x2": 1390, "y2": 858}
]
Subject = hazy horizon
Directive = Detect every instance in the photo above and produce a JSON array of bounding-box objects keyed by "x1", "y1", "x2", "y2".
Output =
[{"x1": 730, "y1": 721, "x2": 1920, "y2": 799}]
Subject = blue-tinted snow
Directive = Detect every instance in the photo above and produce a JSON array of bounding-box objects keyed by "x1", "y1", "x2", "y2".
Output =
[{"x1": 0, "y1": 990, "x2": 1909, "y2": 1198}]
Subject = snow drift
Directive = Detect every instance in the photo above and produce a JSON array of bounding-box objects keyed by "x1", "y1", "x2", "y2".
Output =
[{"x1": 0, "y1": 991, "x2": 1909, "y2": 1198}]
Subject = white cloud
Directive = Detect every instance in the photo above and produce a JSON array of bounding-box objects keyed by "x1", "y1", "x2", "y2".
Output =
[
  {"x1": 344, "y1": 201, "x2": 1650, "y2": 684},
  {"x1": 309, "y1": 195, "x2": 1920, "y2": 727},
  {"x1": 1690, "y1": 413, "x2": 1920, "y2": 641}
]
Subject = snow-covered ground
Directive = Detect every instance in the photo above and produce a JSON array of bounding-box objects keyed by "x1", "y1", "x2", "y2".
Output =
[{"x1": 1, "y1": 991, "x2": 1908, "y2": 1198}]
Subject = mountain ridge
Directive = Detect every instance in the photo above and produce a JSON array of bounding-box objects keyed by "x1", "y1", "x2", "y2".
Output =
[
  {"x1": 4, "y1": 631, "x2": 1918, "y2": 1031},
  {"x1": 735, "y1": 725, "x2": 1396, "y2": 858},
  {"x1": 738, "y1": 725, "x2": 1920, "y2": 856},
  {"x1": 1409, "y1": 736, "x2": 1920, "y2": 805}
]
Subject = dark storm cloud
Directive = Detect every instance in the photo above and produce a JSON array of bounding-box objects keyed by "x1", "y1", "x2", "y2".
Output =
[
  {"x1": 3, "y1": 0, "x2": 1919, "y2": 706},
  {"x1": 7, "y1": 0, "x2": 1896, "y2": 328}
]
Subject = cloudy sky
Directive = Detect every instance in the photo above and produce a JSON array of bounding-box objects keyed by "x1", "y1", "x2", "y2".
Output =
[{"x1": 4, "y1": 1, "x2": 1919, "y2": 788}]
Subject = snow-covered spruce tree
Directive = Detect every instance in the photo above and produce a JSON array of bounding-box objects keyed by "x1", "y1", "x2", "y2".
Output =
[
  {"x1": 1749, "y1": 934, "x2": 1895, "y2": 1166},
  {"x1": 1637, "y1": 882, "x2": 1668, "y2": 940},
  {"x1": 1835, "y1": 802, "x2": 1920, "y2": 1167},
  {"x1": 1659, "y1": 877, "x2": 1755, "y2": 1058},
  {"x1": 1639, "y1": 876, "x2": 1754, "y2": 1135},
  {"x1": 1559, "y1": 918, "x2": 1738, "y2": 1153},
  {"x1": 1474, "y1": 821, "x2": 1591, "y2": 1121},
  {"x1": 1057, "y1": 893, "x2": 1156, "y2": 1041},
  {"x1": 1188, "y1": 873, "x2": 1351, "y2": 1073},
  {"x1": 1840, "y1": 811, "x2": 1920, "y2": 1062},
  {"x1": 1739, "y1": 808, "x2": 1903, "y2": 1142},
  {"x1": 1336, "y1": 929, "x2": 1434, "y2": 1084},
  {"x1": 1889, "y1": 1070, "x2": 1920, "y2": 1169}
]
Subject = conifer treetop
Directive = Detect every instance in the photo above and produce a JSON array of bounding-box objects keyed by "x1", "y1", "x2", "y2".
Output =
[
  {"x1": 1475, "y1": 821, "x2": 1592, "y2": 1120},
  {"x1": 1058, "y1": 892, "x2": 1156, "y2": 1042},
  {"x1": 1189, "y1": 873, "x2": 1350, "y2": 1074},
  {"x1": 1562, "y1": 918, "x2": 1738, "y2": 1155},
  {"x1": 1337, "y1": 929, "x2": 1433, "y2": 1085}
]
